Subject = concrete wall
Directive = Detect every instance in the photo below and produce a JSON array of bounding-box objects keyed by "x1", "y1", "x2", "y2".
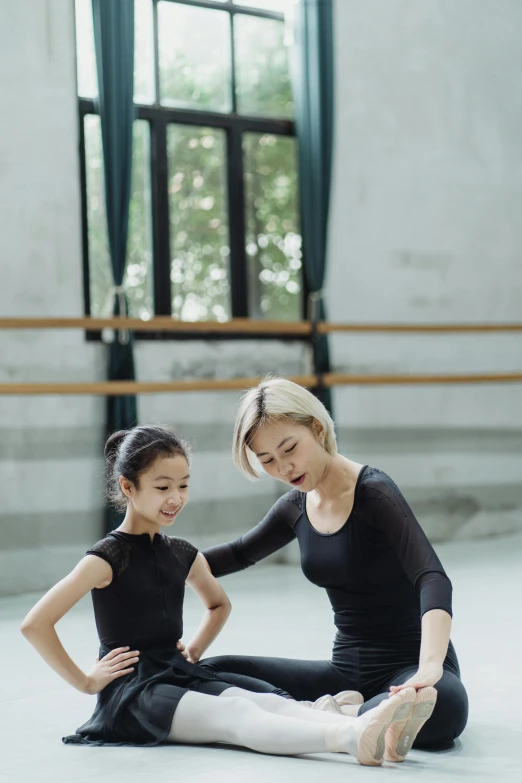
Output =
[
  {"x1": 327, "y1": 0, "x2": 522, "y2": 543},
  {"x1": 1, "y1": 0, "x2": 521, "y2": 594}
]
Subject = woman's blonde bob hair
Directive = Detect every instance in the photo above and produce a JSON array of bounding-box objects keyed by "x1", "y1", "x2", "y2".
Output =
[{"x1": 233, "y1": 376, "x2": 337, "y2": 479}]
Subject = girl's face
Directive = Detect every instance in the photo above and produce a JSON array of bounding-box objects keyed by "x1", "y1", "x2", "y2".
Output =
[
  {"x1": 121, "y1": 454, "x2": 190, "y2": 529},
  {"x1": 249, "y1": 419, "x2": 329, "y2": 492}
]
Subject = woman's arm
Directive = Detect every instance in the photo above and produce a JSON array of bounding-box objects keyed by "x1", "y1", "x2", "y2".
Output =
[
  {"x1": 391, "y1": 609, "x2": 451, "y2": 692},
  {"x1": 203, "y1": 494, "x2": 298, "y2": 577},
  {"x1": 183, "y1": 553, "x2": 233, "y2": 663},
  {"x1": 20, "y1": 555, "x2": 138, "y2": 694},
  {"x1": 367, "y1": 474, "x2": 453, "y2": 618},
  {"x1": 366, "y1": 472, "x2": 453, "y2": 691}
]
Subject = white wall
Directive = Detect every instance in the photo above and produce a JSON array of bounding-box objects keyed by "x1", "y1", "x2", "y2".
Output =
[{"x1": 327, "y1": 0, "x2": 522, "y2": 542}]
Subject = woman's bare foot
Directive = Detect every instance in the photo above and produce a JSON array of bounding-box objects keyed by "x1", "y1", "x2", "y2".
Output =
[{"x1": 384, "y1": 686, "x2": 437, "y2": 762}]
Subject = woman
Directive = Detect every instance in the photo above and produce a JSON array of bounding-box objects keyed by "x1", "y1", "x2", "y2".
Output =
[
  {"x1": 20, "y1": 425, "x2": 416, "y2": 766},
  {"x1": 197, "y1": 377, "x2": 468, "y2": 757}
]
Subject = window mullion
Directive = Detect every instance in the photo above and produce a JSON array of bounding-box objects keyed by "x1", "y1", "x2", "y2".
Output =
[
  {"x1": 227, "y1": 128, "x2": 248, "y2": 318},
  {"x1": 151, "y1": 115, "x2": 172, "y2": 315}
]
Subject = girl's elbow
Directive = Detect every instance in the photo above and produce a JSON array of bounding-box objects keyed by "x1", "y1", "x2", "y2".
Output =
[
  {"x1": 222, "y1": 596, "x2": 232, "y2": 616},
  {"x1": 20, "y1": 615, "x2": 52, "y2": 638},
  {"x1": 20, "y1": 618, "x2": 36, "y2": 637}
]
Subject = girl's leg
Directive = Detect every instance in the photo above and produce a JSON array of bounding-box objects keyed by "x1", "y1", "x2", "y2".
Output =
[
  {"x1": 168, "y1": 691, "x2": 331, "y2": 756},
  {"x1": 167, "y1": 687, "x2": 417, "y2": 765},
  {"x1": 220, "y1": 687, "x2": 353, "y2": 725},
  {"x1": 200, "y1": 654, "x2": 351, "y2": 701}
]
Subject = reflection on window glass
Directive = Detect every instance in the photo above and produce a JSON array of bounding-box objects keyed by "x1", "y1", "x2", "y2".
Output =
[
  {"x1": 235, "y1": 14, "x2": 293, "y2": 118},
  {"x1": 234, "y1": 0, "x2": 295, "y2": 15},
  {"x1": 243, "y1": 133, "x2": 302, "y2": 320},
  {"x1": 167, "y1": 126, "x2": 230, "y2": 322},
  {"x1": 134, "y1": 0, "x2": 155, "y2": 104},
  {"x1": 75, "y1": 0, "x2": 97, "y2": 98},
  {"x1": 85, "y1": 116, "x2": 153, "y2": 319},
  {"x1": 158, "y1": 2, "x2": 232, "y2": 113}
]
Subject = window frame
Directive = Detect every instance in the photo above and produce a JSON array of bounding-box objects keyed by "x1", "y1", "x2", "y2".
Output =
[{"x1": 79, "y1": 0, "x2": 308, "y2": 341}]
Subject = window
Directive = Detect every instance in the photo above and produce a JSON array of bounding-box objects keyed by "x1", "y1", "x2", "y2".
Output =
[{"x1": 76, "y1": 0, "x2": 303, "y2": 328}]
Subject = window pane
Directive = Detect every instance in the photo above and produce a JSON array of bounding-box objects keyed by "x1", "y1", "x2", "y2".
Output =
[
  {"x1": 134, "y1": 0, "x2": 155, "y2": 104},
  {"x1": 75, "y1": 0, "x2": 97, "y2": 98},
  {"x1": 167, "y1": 126, "x2": 230, "y2": 322},
  {"x1": 158, "y1": 2, "x2": 232, "y2": 113},
  {"x1": 234, "y1": 0, "x2": 294, "y2": 15},
  {"x1": 85, "y1": 116, "x2": 153, "y2": 319},
  {"x1": 234, "y1": 14, "x2": 293, "y2": 118},
  {"x1": 243, "y1": 133, "x2": 302, "y2": 321}
]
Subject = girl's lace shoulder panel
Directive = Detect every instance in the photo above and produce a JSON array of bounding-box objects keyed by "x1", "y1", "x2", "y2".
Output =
[
  {"x1": 86, "y1": 535, "x2": 131, "y2": 577},
  {"x1": 166, "y1": 536, "x2": 198, "y2": 572}
]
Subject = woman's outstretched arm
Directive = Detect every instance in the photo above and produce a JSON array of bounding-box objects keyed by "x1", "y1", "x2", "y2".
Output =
[
  {"x1": 20, "y1": 556, "x2": 138, "y2": 694},
  {"x1": 203, "y1": 494, "x2": 298, "y2": 577}
]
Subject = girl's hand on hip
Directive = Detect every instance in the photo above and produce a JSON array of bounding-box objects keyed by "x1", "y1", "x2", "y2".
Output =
[
  {"x1": 176, "y1": 640, "x2": 190, "y2": 661},
  {"x1": 389, "y1": 662, "x2": 443, "y2": 694},
  {"x1": 176, "y1": 640, "x2": 198, "y2": 664},
  {"x1": 84, "y1": 646, "x2": 139, "y2": 694}
]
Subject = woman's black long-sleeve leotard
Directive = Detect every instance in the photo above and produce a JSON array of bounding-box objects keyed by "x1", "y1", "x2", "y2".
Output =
[{"x1": 201, "y1": 465, "x2": 468, "y2": 749}]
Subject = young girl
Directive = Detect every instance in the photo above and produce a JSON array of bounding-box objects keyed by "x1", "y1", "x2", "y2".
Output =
[{"x1": 20, "y1": 425, "x2": 417, "y2": 765}]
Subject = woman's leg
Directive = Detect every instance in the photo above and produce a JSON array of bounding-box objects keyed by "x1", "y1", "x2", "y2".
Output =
[
  {"x1": 359, "y1": 668, "x2": 469, "y2": 750},
  {"x1": 167, "y1": 687, "x2": 417, "y2": 764},
  {"x1": 200, "y1": 654, "x2": 351, "y2": 701}
]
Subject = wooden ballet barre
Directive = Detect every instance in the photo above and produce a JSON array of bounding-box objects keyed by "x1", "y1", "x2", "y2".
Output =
[
  {"x1": 0, "y1": 376, "x2": 317, "y2": 396},
  {"x1": 317, "y1": 323, "x2": 522, "y2": 334},
  {"x1": 323, "y1": 372, "x2": 522, "y2": 386},
  {"x1": 0, "y1": 317, "x2": 312, "y2": 335},
  {"x1": 1, "y1": 372, "x2": 522, "y2": 395},
  {"x1": 1, "y1": 318, "x2": 522, "y2": 333}
]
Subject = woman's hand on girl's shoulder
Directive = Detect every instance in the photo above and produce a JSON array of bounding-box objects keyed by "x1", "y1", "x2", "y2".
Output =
[{"x1": 85, "y1": 647, "x2": 140, "y2": 695}]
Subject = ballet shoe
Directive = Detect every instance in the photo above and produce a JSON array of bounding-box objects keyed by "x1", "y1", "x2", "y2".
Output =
[
  {"x1": 325, "y1": 687, "x2": 416, "y2": 766},
  {"x1": 332, "y1": 690, "x2": 365, "y2": 707},
  {"x1": 384, "y1": 686, "x2": 437, "y2": 762},
  {"x1": 300, "y1": 694, "x2": 343, "y2": 713},
  {"x1": 300, "y1": 690, "x2": 364, "y2": 714}
]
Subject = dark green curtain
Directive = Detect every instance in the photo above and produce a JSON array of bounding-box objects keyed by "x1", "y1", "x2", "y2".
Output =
[
  {"x1": 292, "y1": 0, "x2": 334, "y2": 413},
  {"x1": 92, "y1": 0, "x2": 137, "y2": 532}
]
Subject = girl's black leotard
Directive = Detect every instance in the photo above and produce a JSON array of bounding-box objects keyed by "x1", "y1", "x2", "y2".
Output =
[
  {"x1": 201, "y1": 466, "x2": 469, "y2": 749},
  {"x1": 62, "y1": 531, "x2": 287, "y2": 747}
]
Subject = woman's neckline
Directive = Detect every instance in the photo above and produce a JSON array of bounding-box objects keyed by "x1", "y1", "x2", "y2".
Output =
[{"x1": 303, "y1": 464, "x2": 368, "y2": 537}]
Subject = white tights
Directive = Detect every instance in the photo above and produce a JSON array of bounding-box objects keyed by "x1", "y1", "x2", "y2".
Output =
[{"x1": 168, "y1": 687, "x2": 360, "y2": 756}]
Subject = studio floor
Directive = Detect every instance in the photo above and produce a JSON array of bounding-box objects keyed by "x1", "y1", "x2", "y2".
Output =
[{"x1": 1, "y1": 532, "x2": 521, "y2": 783}]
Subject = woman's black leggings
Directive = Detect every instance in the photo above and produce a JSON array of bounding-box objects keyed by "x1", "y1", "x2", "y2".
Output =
[{"x1": 200, "y1": 652, "x2": 468, "y2": 750}]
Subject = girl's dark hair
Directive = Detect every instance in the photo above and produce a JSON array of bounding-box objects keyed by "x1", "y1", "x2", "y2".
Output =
[{"x1": 104, "y1": 426, "x2": 190, "y2": 511}]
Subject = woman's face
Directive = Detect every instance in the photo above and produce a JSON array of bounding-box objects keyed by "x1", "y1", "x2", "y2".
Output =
[
  {"x1": 249, "y1": 419, "x2": 329, "y2": 492},
  {"x1": 121, "y1": 454, "x2": 190, "y2": 529}
]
